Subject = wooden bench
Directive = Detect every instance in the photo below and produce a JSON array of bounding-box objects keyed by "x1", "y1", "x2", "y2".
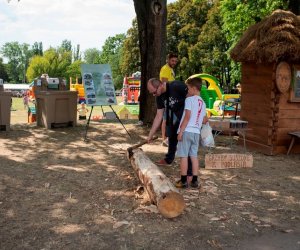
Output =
[{"x1": 287, "y1": 132, "x2": 300, "y2": 155}]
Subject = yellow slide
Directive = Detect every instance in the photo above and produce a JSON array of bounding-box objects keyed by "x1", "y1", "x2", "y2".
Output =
[
  {"x1": 189, "y1": 73, "x2": 223, "y2": 99},
  {"x1": 188, "y1": 73, "x2": 239, "y2": 101}
]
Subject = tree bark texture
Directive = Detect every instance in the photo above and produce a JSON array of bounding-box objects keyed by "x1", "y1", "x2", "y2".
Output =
[
  {"x1": 133, "y1": 0, "x2": 167, "y2": 124},
  {"x1": 127, "y1": 148, "x2": 185, "y2": 218}
]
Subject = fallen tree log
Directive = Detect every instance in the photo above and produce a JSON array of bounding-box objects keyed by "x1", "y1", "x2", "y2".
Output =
[{"x1": 127, "y1": 148, "x2": 185, "y2": 218}]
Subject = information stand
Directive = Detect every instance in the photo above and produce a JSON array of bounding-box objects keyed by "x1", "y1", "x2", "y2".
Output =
[
  {"x1": 81, "y1": 64, "x2": 132, "y2": 141},
  {"x1": 83, "y1": 105, "x2": 131, "y2": 141}
]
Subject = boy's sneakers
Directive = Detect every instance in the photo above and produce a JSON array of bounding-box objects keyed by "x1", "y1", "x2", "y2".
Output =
[
  {"x1": 175, "y1": 179, "x2": 200, "y2": 189},
  {"x1": 156, "y1": 159, "x2": 171, "y2": 166},
  {"x1": 175, "y1": 180, "x2": 188, "y2": 188},
  {"x1": 190, "y1": 180, "x2": 199, "y2": 188}
]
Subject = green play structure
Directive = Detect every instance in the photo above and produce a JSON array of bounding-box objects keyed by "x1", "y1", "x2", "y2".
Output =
[
  {"x1": 189, "y1": 73, "x2": 239, "y2": 109},
  {"x1": 200, "y1": 85, "x2": 219, "y2": 109}
]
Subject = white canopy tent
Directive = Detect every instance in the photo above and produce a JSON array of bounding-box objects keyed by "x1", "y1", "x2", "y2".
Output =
[{"x1": 3, "y1": 84, "x2": 30, "y2": 91}]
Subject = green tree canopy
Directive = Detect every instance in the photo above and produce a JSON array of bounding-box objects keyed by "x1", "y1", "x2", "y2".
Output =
[
  {"x1": 167, "y1": 0, "x2": 211, "y2": 79},
  {"x1": 26, "y1": 55, "x2": 49, "y2": 82},
  {"x1": 83, "y1": 48, "x2": 101, "y2": 64},
  {"x1": 59, "y1": 39, "x2": 72, "y2": 53},
  {"x1": 0, "y1": 41, "x2": 32, "y2": 83},
  {"x1": 100, "y1": 34, "x2": 126, "y2": 89},
  {"x1": 73, "y1": 44, "x2": 81, "y2": 61},
  {"x1": 120, "y1": 19, "x2": 140, "y2": 77},
  {"x1": 32, "y1": 42, "x2": 43, "y2": 56},
  {"x1": 164, "y1": 0, "x2": 289, "y2": 85},
  {"x1": 99, "y1": 34, "x2": 126, "y2": 64},
  {"x1": 190, "y1": 0, "x2": 231, "y2": 87},
  {"x1": 66, "y1": 60, "x2": 82, "y2": 83},
  {"x1": 26, "y1": 48, "x2": 72, "y2": 82},
  {"x1": 221, "y1": 0, "x2": 288, "y2": 48},
  {"x1": 0, "y1": 57, "x2": 9, "y2": 82},
  {"x1": 220, "y1": 0, "x2": 288, "y2": 83}
]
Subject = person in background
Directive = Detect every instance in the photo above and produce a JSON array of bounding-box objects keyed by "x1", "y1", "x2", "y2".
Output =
[
  {"x1": 176, "y1": 77, "x2": 207, "y2": 188},
  {"x1": 159, "y1": 53, "x2": 178, "y2": 147},
  {"x1": 236, "y1": 83, "x2": 242, "y2": 99},
  {"x1": 77, "y1": 102, "x2": 89, "y2": 120},
  {"x1": 236, "y1": 83, "x2": 242, "y2": 108},
  {"x1": 23, "y1": 93, "x2": 29, "y2": 110}
]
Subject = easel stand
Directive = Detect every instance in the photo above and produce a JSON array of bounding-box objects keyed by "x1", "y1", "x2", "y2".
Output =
[
  {"x1": 84, "y1": 105, "x2": 131, "y2": 141},
  {"x1": 84, "y1": 106, "x2": 94, "y2": 141}
]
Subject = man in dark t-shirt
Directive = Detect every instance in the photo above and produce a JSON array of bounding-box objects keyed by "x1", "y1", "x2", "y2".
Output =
[{"x1": 147, "y1": 78, "x2": 192, "y2": 175}]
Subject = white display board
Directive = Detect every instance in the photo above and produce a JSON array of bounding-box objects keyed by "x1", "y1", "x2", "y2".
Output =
[{"x1": 81, "y1": 64, "x2": 117, "y2": 106}]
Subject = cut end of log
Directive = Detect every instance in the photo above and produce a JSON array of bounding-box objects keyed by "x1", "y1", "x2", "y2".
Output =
[
  {"x1": 157, "y1": 192, "x2": 186, "y2": 219},
  {"x1": 128, "y1": 148, "x2": 186, "y2": 218}
]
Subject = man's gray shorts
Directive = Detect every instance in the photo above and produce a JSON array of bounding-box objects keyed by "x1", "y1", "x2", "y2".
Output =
[{"x1": 177, "y1": 131, "x2": 200, "y2": 157}]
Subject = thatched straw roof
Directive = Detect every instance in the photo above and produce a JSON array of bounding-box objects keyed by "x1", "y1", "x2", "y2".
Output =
[{"x1": 231, "y1": 10, "x2": 300, "y2": 63}]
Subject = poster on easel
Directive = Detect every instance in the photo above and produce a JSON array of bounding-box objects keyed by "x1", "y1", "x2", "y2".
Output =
[{"x1": 80, "y1": 64, "x2": 117, "y2": 106}]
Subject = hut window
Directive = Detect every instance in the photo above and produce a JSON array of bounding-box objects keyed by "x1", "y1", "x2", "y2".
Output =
[{"x1": 289, "y1": 65, "x2": 300, "y2": 102}]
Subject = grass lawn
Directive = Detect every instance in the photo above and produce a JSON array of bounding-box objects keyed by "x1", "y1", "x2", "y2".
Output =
[
  {"x1": 11, "y1": 97, "x2": 26, "y2": 111},
  {"x1": 10, "y1": 96, "x2": 127, "y2": 124}
]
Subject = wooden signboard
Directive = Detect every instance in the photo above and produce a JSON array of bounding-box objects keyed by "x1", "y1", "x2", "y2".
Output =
[
  {"x1": 205, "y1": 153, "x2": 253, "y2": 169},
  {"x1": 275, "y1": 61, "x2": 291, "y2": 93}
]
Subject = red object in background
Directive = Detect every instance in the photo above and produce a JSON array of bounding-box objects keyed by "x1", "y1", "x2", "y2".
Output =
[
  {"x1": 28, "y1": 107, "x2": 36, "y2": 123},
  {"x1": 28, "y1": 85, "x2": 35, "y2": 101},
  {"x1": 122, "y1": 75, "x2": 140, "y2": 104}
]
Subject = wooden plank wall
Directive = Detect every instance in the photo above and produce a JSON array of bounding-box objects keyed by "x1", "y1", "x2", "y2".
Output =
[
  {"x1": 240, "y1": 63, "x2": 275, "y2": 153},
  {"x1": 275, "y1": 84, "x2": 300, "y2": 153},
  {"x1": 240, "y1": 63, "x2": 300, "y2": 155},
  {"x1": 272, "y1": 63, "x2": 300, "y2": 154}
]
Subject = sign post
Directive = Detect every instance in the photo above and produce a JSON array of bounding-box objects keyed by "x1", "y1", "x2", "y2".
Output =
[
  {"x1": 205, "y1": 153, "x2": 253, "y2": 169},
  {"x1": 81, "y1": 64, "x2": 131, "y2": 140}
]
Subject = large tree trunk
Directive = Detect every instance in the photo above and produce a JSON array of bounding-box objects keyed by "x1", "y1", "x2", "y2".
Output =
[
  {"x1": 127, "y1": 148, "x2": 185, "y2": 218},
  {"x1": 133, "y1": 0, "x2": 167, "y2": 124}
]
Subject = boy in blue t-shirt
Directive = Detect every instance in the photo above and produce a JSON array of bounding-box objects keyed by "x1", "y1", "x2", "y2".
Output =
[{"x1": 176, "y1": 77, "x2": 207, "y2": 188}]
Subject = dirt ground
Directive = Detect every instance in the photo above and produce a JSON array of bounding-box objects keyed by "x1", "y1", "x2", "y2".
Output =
[{"x1": 0, "y1": 117, "x2": 299, "y2": 250}]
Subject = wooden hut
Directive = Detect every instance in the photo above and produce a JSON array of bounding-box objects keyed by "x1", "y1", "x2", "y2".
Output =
[{"x1": 231, "y1": 10, "x2": 300, "y2": 155}]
